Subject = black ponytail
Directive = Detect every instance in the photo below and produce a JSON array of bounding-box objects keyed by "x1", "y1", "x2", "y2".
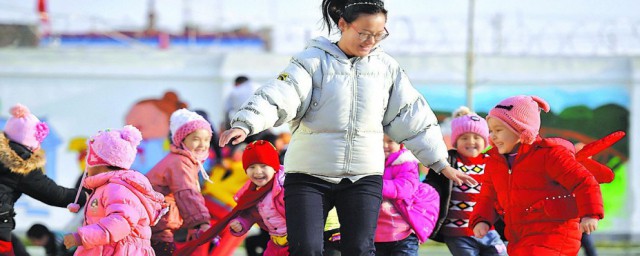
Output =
[{"x1": 321, "y1": 0, "x2": 387, "y2": 35}]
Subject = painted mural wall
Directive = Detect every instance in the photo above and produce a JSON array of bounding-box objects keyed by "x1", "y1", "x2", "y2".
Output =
[{"x1": 0, "y1": 49, "x2": 636, "y2": 238}]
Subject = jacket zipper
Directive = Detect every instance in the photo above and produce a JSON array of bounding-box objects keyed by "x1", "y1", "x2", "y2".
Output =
[{"x1": 345, "y1": 58, "x2": 360, "y2": 173}]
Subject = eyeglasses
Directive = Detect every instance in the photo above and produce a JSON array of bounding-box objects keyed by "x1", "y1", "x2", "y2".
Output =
[{"x1": 350, "y1": 24, "x2": 389, "y2": 42}]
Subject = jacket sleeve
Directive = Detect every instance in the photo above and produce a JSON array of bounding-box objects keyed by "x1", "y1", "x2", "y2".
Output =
[
  {"x1": 77, "y1": 184, "x2": 140, "y2": 248},
  {"x1": 231, "y1": 56, "x2": 315, "y2": 135},
  {"x1": 382, "y1": 67, "x2": 449, "y2": 172},
  {"x1": 168, "y1": 157, "x2": 210, "y2": 228},
  {"x1": 20, "y1": 169, "x2": 86, "y2": 207},
  {"x1": 382, "y1": 162, "x2": 420, "y2": 200},
  {"x1": 470, "y1": 163, "x2": 499, "y2": 229},
  {"x1": 229, "y1": 210, "x2": 258, "y2": 237},
  {"x1": 545, "y1": 146, "x2": 604, "y2": 219}
]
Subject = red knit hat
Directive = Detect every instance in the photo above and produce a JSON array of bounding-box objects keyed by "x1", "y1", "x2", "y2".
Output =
[
  {"x1": 242, "y1": 140, "x2": 280, "y2": 172},
  {"x1": 486, "y1": 95, "x2": 550, "y2": 145}
]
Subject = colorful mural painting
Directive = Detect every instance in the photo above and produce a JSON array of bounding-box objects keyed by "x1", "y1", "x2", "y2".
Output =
[
  {"x1": 124, "y1": 91, "x2": 188, "y2": 174},
  {"x1": 419, "y1": 84, "x2": 630, "y2": 231}
]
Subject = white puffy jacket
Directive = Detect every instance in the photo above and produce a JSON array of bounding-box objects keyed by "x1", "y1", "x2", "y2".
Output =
[{"x1": 232, "y1": 37, "x2": 449, "y2": 183}]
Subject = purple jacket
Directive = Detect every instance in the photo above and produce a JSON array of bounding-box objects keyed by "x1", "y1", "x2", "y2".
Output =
[
  {"x1": 75, "y1": 170, "x2": 165, "y2": 255},
  {"x1": 381, "y1": 148, "x2": 440, "y2": 243},
  {"x1": 230, "y1": 168, "x2": 286, "y2": 236}
]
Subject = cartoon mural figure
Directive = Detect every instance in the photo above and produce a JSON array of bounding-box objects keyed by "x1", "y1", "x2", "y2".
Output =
[{"x1": 125, "y1": 91, "x2": 188, "y2": 174}]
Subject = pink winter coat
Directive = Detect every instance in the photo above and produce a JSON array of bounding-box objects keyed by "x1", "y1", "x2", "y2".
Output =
[
  {"x1": 146, "y1": 146, "x2": 211, "y2": 242},
  {"x1": 378, "y1": 148, "x2": 440, "y2": 244},
  {"x1": 75, "y1": 170, "x2": 165, "y2": 256},
  {"x1": 230, "y1": 168, "x2": 286, "y2": 237}
]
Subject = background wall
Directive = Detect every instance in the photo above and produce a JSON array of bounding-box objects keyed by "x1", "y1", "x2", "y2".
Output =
[{"x1": 0, "y1": 48, "x2": 636, "y2": 240}]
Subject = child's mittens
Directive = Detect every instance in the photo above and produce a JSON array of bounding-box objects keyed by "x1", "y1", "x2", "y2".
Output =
[
  {"x1": 63, "y1": 233, "x2": 82, "y2": 249},
  {"x1": 67, "y1": 203, "x2": 81, "y2": 213},
  {"x1": 229, "y1": 220, "x2": 243, "y2": 233}
]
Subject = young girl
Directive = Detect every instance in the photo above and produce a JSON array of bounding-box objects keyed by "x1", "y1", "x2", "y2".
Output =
[
  {"x1": 0, "y1": 104, "x2": 85, "y2": 255},
  {"x1": 218, "y1": 0, "x2": 476, "y2": 254},
  {"x1": 62, "y1": 125, "x2": 165, "y2": 255},
  {"x1": 174, "y1": 140, "x2": 286, "y2": 255},
  {"x1": 228, "y1": 140, "x2": 288, "y2": 256},
  {"x1": 145, "y1": 109, "x2": 213, "y2": 256},
  {"x1": 374, "y1": 135, "x2": 439, "y2": 255},
  {"x1": 471, "y1": 95, "x2": 603, "y2": 255},
  {"x1": 428, "y1": 107, "x2": 507, "y2": 256}
]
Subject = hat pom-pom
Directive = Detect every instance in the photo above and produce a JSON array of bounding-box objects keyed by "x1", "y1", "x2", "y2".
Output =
[
  {"x1": 67, "y1": 203, "x2": 81, "y2": 213},
  {"x1": 34, "y1": 122, "x2": 49, "y2": 143},
  {"x1": 120, "y1": 125, "x2": 142, "y2": 147},
  {"x1": 452, "y1": 106, "x2": 472, "y2": 118},
  {"x1": 10, "y1": 104, "x2": 30, "y2": 118}
]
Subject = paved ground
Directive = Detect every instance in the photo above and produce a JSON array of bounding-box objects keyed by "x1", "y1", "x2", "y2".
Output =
[{"x1": 229, "y1": 242, "x2": 640, "y2": 256}]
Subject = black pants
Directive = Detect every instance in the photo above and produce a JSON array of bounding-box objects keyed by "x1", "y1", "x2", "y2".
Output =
[{"x1": 284, "y1": 173, "x2": 382, "y2": 256}]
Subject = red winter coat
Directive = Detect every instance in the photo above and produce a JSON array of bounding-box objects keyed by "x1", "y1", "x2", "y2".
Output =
[{"x1": 470, "y1": 137, "x2": 603, "y2": 256}]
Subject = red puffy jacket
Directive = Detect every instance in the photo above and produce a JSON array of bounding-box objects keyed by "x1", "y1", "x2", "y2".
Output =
[{"x1": 471, "y1": 137, "x2": 603, "y2": 256}]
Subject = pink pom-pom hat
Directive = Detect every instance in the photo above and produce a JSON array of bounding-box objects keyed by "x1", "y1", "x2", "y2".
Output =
[
  {"x1": 4, "y1": 103, "x2": 49, "y2": 151},
  {"x1": 486, "y1": 95, "x2": 550, "y2": 145}
]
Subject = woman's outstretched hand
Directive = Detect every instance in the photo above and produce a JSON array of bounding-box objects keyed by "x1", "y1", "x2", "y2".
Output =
[
  {"x1": 441, "y1": 166, "x2": 478, "y2": 187},
  {"x1": 219, "y1": 128, "x2": 248, "y2": 147}
]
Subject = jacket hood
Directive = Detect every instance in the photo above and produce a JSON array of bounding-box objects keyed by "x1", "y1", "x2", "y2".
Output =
[
  {"x1": 386, "y1": 148, "x2": 418, "y2": 167},
  {"x1": 307, "y1": 36, "x2": 383, "y2": 60},
  {"x1": 84, "y1": 170, "x2": 166, "y2": 225},
  {"x1": 0, "y1": 132, "x2": 45, "y2": 175}
]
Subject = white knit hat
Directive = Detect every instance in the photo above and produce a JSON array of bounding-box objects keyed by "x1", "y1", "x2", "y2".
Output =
[{"x1": 169, "y1": 109, "x2": 212, "y2": 146}]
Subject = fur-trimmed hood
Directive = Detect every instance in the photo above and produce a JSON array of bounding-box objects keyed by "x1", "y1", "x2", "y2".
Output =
[{"x1": 0, "y1": 132, "x2": 46, "y2": 175}]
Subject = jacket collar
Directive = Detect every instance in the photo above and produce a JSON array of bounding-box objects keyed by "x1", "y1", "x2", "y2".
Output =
[
  {"x1": 169, "y1": 145, "x2": 199, "y2": 165},
  {"x1": 0, "y1": 132, "x2": 45, "y2": 175},
  {"x1": 307, "y1": 36, "x2": 383, "y2": 61}
]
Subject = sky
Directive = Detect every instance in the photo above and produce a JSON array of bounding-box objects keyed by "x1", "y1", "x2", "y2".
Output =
[
  {"x1": 1, "y1": 0, "x2": 638, "y2": 33},
  {"x1": 1, "y1": 0, "x2": 638, "y2": 55}
]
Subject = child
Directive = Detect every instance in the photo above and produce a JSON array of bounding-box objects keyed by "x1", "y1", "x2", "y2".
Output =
[
  {"x1": 471, "y1": 95, "x2": 603, "y2": 255},
  {"x1": 228, "y1": 140, "x2": 288, "y2": 256},
  {"x1": 218, "y1": 0, "x2": 476, "y2": 253},
  {"x1": 174, "y1": 140, "x2": 287, "y2": 256},
  {"x1": 427, "y1": 107, "x2": 507, "y2": 256},
  {"x1": 374, "y1": 135, "x2": 439, "y2": 255},
  {"x1": 62, "y1": 125, "x2": 165, "y2": 255},
  {"x1": 146, "y1": 109, "x2": 213, "y2": 255},
  {"x1": 0, "y1": 104, "x2": 85, "y2": 255},
  {"x1": 27, "y1": 223, "x2": 72, "y2": 256}
]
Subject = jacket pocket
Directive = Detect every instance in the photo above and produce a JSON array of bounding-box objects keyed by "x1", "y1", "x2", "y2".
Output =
[{"x1": 542, "y1": 195, "x2": 579, "y2": 220}]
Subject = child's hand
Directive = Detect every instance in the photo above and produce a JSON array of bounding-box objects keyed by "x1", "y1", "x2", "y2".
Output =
[
  {"x1": 441, "y1": 166, "x2": 478, "y2": 186},
  {"x1": 63, "y1": 233, "x2": 81, "y2": 249},
  {"x1": 580, "y1": 217, "x2": 599, "y2": 234},
  {"x1": 229, "y1": 220, "x2": 243, "y2": 233},
  {"x1": 187, "y1": 223, "x2": 211, "y2": 241},
  {"x1": 473, "y1": 222, "x2": 490, "y2": 238},
  {"x1": 219, "y1": 128, "x2": 247, "y2": 147}
]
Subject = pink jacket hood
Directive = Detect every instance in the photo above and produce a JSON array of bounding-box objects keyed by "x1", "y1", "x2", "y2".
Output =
[{"x1": 84, "y1": 170, "x2": 166, "y2": 225}]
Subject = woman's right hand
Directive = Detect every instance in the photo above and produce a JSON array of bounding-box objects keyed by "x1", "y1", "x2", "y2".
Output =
[
  {"x1": 219, "y1": 128, "x2": 247, "y2": 147},
  {"x1": 229, "y1": 220, "x2": 243, "y2": 233}
]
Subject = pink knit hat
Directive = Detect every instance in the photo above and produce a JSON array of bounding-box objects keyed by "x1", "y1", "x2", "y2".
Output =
[
  {"x1": 486, "y1": 95, "x2": 550, "y2": 145},
  {"x1": 170, "y1": 108, "x2": 212, "y2": 146},
  {"x1": 450, "y1": 106, "x2": 489, "y2": 147},
  {"x1": 4, "y1": 104, "x2": 49, "y2": 151},
  {"x1": 87, "y1": 125, "x2": 142, "y2": 169}
]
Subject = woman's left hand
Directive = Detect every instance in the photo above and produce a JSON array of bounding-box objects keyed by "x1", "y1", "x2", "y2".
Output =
[{"x1": 441, "y1": 166, "x2": 478, "y2": 186}]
